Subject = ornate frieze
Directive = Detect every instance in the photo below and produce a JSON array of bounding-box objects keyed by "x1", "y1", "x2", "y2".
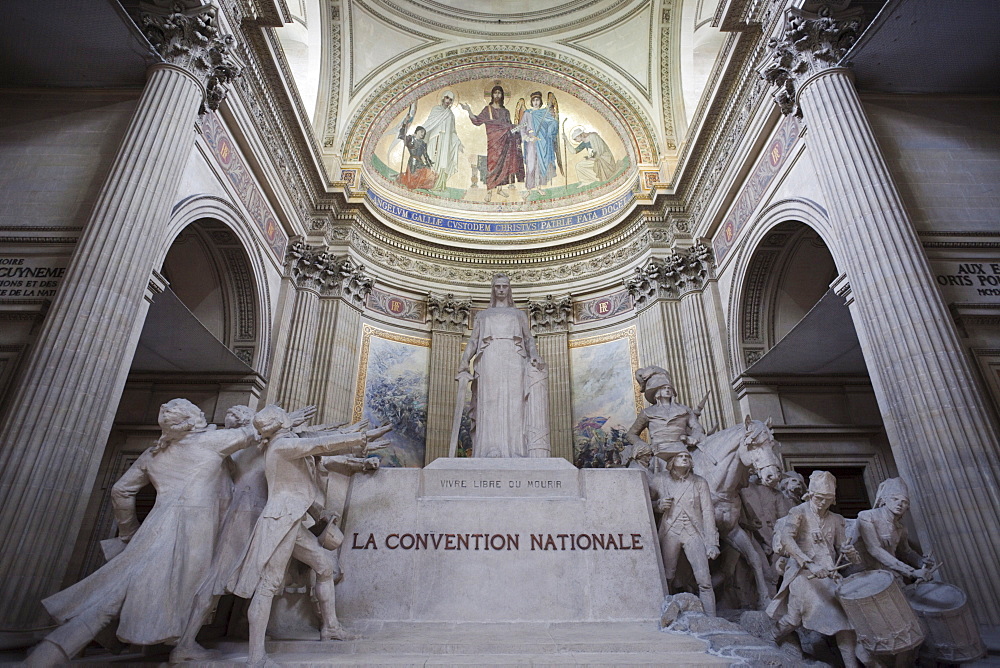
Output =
[
  {"x1": 624, "y1": 244, "x2": 715, "y2": 305},
  {"x1": 140, "y1": 1, "x2": 243, "y2": 112},
  {"x1": 528, "y1": 295, "x2": 573, "y2": 335},
  {"x1": 285, "y1": 240, "x2": 373, "y2": 303},
  {"x1": 426, "y1": 293, "x2": 471, "y2": 333},
  {"x1": 760, "y1": 2, "x2": 863, "y2": 117},
  {"x1": 366, "y1": 288, "x2": 425, "y2": 322},
  {"x1": 574, "y1": 290, "x2": 633, "y2": 322}
]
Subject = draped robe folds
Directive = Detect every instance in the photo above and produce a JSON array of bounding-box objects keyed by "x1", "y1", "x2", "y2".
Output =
[
  {"x1": 518, "y1": 107, "x2": 558, "y2": 190},
  {"x1": 467, "y1": 105, "x2": 524, "y2": 190},
  {"x1": 574, "y1": 132, "x2": 615, "y2": 184},
  {"x1": 421, "y1": 104, "x2": 462, "y2": 189},
  {"x1": 466, "y1": 306, "x2": 548, "y2": 457},
  {"x1": 41, "y1": 426, "x2": 257, "y2": 645}
]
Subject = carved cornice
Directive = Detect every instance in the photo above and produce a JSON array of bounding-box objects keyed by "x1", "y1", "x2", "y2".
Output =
[
  {"x1": 760, "y1": 2, "x2": 863, "y2": 116},
  {"x1": 528, "y1": 295, "x2": 573, "y2": 335},
  {"x1": 624, "y1": 243, "x2": 714, "y2": 305},
  {"x1": 284, "y1": 240, "x2": 372, "y2": 304},
  {"x1": 140, "y1": 1, "x2": 243, "y2": 112},
  {"x1": 426, "y1": 294, "x2": 471, "y2": 333}
]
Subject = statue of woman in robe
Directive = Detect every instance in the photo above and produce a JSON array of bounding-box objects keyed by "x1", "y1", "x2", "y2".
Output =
[{"x1": 455, "y1": 274, "x2": 549, "y2": 457}]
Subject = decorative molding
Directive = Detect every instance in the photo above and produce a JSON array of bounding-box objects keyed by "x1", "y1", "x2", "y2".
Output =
[
  {"x1": 711, "y1": 114, "x2": 801, "y2": 264},
  {"x1": 659, "y1": 6, "x2": 676, "y2": 151},
  {"x1": 140, "y1": 1, "x2": 243, "y2": 113},
  {"x1": 760, "y1": 2, "x2": 863, "y2": 116},
  {"x1": 284, "y1": 239, "x2": 373, "y2": 304},
  {"x1": 574, "y1": 289, "x2": 633, "y2": 322},
  {"x1": 426, "y1": 293, "x2": 471, "y2": 333},
  {"x1": 624, "y1": 243, "x2": 714, "y2": 306},
  {"x1": 200, "y1": 111, "x2": 288, "y2": 258},
  {"x1": 367, "y1": 288, "x2": 425, "y2": 322},
  {"x1": 322, "y1": 1, "x2": 342, "y2": 148},
  {"x1": 528, "y1": 294, "x2": 572, "y2": 334}
]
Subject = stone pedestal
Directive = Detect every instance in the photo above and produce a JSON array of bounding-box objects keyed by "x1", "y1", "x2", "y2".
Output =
[{"x1": 336, "y1": 458, "x2": 666, "y2": 622}]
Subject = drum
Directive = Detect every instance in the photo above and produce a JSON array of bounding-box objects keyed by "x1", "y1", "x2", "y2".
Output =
[
  {"x1": 837, "y1": 570, "x2": 924, "y2": 654},
  {"x1": 906, "y1": 582, "x2": 986, "y2": 663}
]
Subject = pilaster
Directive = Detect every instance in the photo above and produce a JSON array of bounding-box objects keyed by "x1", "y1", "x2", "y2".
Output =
[
  {"x1": 764, "y1": 1, "x2": 1000, "y2": 622},
  {"x1": 529, "y1": 295, "x2": 573, "y2": 462},
  {"x1": 424, "y1": 294, "x2": 471, "y2": 463}
]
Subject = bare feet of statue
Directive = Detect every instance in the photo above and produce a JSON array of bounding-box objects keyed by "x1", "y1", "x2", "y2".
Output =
[
  {"x1": 246, "y1": 653, "x2": 279, "y2": 667},
  {"x1": 320, "y1": 625, "x2": 357, "y2": 641},
  {"x1": 169, "y1": 642, "x2": 220, "y2": 663}
]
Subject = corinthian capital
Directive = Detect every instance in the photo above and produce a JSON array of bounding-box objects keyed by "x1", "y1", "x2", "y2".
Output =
[
  {"x1": 528, "y1": 295, "x2": 572, "y2": 335},
  {"x1": 625, "y1": 245, "x2": 715, "y2": 304},
  {"x1": 140, "y1": 1, "x2": 242, "y2": 112},
  {"x1": 760, "y1": 2, "x2": 862, "y2": 116},
  {"x1": 427, "y1": 294, "x2": 471, "y2": 333},
  {"x1": 284, "y1": 240, "x2": 372, "y2": 304}
]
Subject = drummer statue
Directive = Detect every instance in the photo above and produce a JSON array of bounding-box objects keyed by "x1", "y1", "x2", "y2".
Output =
[
  {"x1": 626, "y1": 367, "x2": 705, "y2": 468},
  {"x1": 767, "y1": 470, "x2": 863, "y2": 667},
  {"x1": 648, "y1": 449, "x2": 720, "y2": 616},
  {"x1": 854, "y1": 477, "x2": 933, "y2": 582}
]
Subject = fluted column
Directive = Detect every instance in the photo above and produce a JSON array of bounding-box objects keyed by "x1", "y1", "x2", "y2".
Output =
[
  {"x1": 676, "y1": 245, "x2": 735, "y2": 432},
  {"x1": 424, "y1": 295, "x2": 471, "y2": 462},
  {"x1": 274, "y1": 242, "x2": 324, "y2": 410},
  {"x1": 276, "y1": 289, "x2": 321, "y2": 409},
  {"x1": 529, "y1": 295, "x2": 573, "y2": 462},
  {"x1": 0, "y1": 1, "x2": 241, "y2": 628},
  {"x1": 310, "y1": 256, "x2": 372, "y2": 424},
  {"x1": 626, "y1": 265, "x2": 670, "y2": 368},
  {"x1": 765, "y1": 3, "x2": 1000, "y2": 622}
]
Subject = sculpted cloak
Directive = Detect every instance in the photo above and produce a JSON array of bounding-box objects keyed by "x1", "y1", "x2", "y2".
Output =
[
  {"x1": 464, "y1": 305, "x2": 547, "y2": 457},
  {"x1": 42, "y1": 426, "x2": 257, "y2": 645}
]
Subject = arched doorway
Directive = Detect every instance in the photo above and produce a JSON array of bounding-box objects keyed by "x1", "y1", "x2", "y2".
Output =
[
  {"x1": 732, "y1": 220, "x2": 898, "y2": 518},
  {"x1": 66, "y1": 218, "x2": 267, "y2": 584}
]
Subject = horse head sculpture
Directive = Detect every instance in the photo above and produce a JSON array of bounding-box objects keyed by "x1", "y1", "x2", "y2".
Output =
[{"x1": 739, "y1": 415, "x2": 782, "y2": 488}]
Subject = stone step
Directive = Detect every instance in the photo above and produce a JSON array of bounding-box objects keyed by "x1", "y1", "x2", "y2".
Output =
[{"x1": 202, "y1": 622, "x2": 734, "y2": 666}]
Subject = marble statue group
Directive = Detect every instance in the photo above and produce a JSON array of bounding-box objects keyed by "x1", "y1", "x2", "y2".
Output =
[
  {"x1": 21, "y1": 276, "x2": 984, "y2": 666},
  {"x1": 26, "y1": 400, "x2": 390, "y2": 667},
  {"x1": 625, "y1": 365, "x2": 983, "y2": 665}
]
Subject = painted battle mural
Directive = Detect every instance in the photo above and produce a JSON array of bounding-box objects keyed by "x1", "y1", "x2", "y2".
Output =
[
  {"x1": 355, "y1": 327, "x2": 429, "y2": 467},
  {"x1": 371, "y1": 79, "x2": 631, "y2": 211},
  {"x1": 569, "y1": 328, "x2": 642, "y2": 468}
]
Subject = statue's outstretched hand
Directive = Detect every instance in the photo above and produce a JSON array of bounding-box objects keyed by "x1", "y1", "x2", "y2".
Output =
[{"x1": 706, "y1": 546, "x2": 721, "y2": 560}]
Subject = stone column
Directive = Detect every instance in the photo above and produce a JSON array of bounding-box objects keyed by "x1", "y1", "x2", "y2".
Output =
[
  {"x1": 675, "y1": 245, "x2": 738, "y2": 432},
  {"x1": 424, "y1": 294, "x2": 471, "y2": 463},
  {"x1": 764, "y1": 2, "x2": 1000, "y2": 622},
  {"x1": 626, "y1": 260, "x2": 691, "y2": 399},
  {"x1": 308, "y1": 257, "x2": 372, "y2": 424},
  {"x1": 529, "y1": 295, "x2": 573, "y2": 462},
  {"x1": 0, "y1": 2, "x2": 241, "y2": 628},
  {"x1": 274, "y1": 242, "x2": 324, "y2": 411}
]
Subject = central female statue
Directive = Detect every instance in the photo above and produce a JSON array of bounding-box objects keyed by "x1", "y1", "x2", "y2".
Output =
[{"x1": 455, "y1": 274, "x2": 549, "y2": 457}]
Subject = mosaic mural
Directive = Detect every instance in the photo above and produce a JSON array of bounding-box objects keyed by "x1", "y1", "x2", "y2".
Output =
[
  {"x1": 569, "y1": 328, "x2": 642, "y2": 468},
  {"x1": 353, "y1": 326, "x2": 429, "y2": 467},
  {"x1": 368, "y1": 77, "x2": 632, "y2": 216}
]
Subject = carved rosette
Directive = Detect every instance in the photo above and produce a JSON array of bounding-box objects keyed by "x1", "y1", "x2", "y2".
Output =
[
  {"x1": 624, "y1": 244, "x2": 715, "y2": 304},
  {"x1": 760, "y1": 2, "x2": 862, "y2": 116},
  {"x1": 528, "y1": 295, "x2": 573, "y2": 335},
  {"x1": 140, "y1": 1, "x2": 243, "y2": 112},
  {"x1": 426, "y1": 294, "x2": 471, "y2": 333},
  {"x1": 284, "y1": 240, "x2": 373, "y2": 304}
]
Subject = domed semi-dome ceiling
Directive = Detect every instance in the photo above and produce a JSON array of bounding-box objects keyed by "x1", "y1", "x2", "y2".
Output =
[
  {"x1": 281, "y1": 0, "x2": 730, "y2": 249},
  {"x1": 361, "y1": 62, "x2": 640, "y2": 244}
]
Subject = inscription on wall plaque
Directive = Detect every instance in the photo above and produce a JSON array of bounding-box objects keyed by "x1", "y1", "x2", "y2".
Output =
[{"x1": 419, "y1": 458, "x2": 580, "y2": 498}]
